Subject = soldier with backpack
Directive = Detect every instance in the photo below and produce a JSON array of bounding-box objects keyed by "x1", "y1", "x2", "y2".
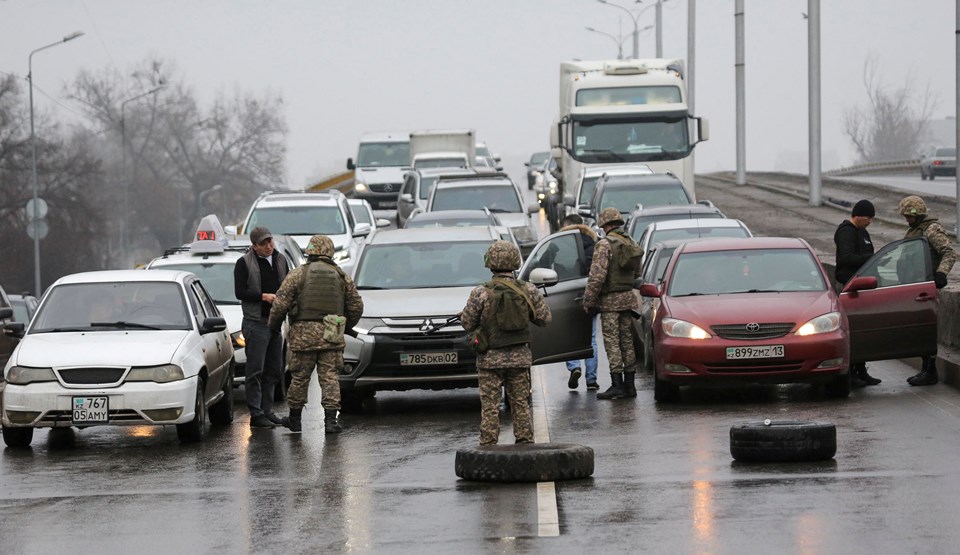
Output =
[
  {"x1": 460, "y1": 240, "x2": 552, "y2": 446},
  {"x1": 583, "y1": 207, "x2": 644, "y2": 400}
]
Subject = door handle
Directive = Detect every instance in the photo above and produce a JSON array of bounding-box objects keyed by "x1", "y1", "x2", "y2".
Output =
[
  {"x1": 574, "y1": 296, "x2": 584, "y2": 302},
  {"x1": 915, "y1": 294, "x2": 936, "y2": 302}
]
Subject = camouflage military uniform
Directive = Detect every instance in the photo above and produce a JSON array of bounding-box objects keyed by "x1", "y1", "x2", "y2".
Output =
[
  {"x1": 268, "y1": 236, "x2": 363, "y2": 412},
  {"x1": 460, "y1": 241, "x2": 551, "y2": 446}
]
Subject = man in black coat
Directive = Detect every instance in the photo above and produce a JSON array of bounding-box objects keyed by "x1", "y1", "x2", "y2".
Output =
[{"x1": 834, "y1": 199, "x2": 880, "y2": 387}]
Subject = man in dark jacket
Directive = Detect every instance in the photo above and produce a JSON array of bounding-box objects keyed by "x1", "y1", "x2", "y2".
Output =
[
  {"x1": 560, "y1": 214, "x2": 600, "y2": 391},
  {"x1": 833, "y1": 199, "x2": 880, "y2": 387}
]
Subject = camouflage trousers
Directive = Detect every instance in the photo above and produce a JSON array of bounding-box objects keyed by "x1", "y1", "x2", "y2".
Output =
[
  {"x1": 600, "y1": 311, "x2": 637, "y2": 374},
  {"x1": 287, "y1": 349, "x2": 342, "y2": 411},
  {"x1": 478, "y1": 367, "x2": 533, "y2": 446}
]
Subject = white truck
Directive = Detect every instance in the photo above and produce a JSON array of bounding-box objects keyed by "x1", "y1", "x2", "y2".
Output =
[
  {"x1": 550, "y1": 59, "x2": 709, "y2": 202},
  {"x1": 347, "y1": 131, "x2": 410, "y2": 210},
  {"x1": 409, "y1": 129, "x2": 476, "y2": 170}
]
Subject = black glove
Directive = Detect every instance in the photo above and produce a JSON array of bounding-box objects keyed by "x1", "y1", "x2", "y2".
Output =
[{"x1": 934, "y1": 272, "x2": 948, "y2": 289}]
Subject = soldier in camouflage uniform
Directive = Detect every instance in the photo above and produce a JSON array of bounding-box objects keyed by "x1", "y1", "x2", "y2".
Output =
[
  {"x1": 460, "y1": 240, "x2": 551, "y2": 446},
  {"x1": 583, "y1": 207, "x2": 643, "y2": 400},
  {"x1": 268, "y1": 235, "x2": 363, "y2": 433},
  {"x1": 899, "y1": 195, "x2": 957, "y2": 386}
]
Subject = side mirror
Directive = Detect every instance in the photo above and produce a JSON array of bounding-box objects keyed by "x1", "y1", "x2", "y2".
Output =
[
  {"x1": 199, "y1": 317, "x2": 227, "y2": 334},
  {"x1": 638, "y1": 283, "x2": 661, "y2": 298},
  {"x1": 3, "y1": 322, "x2": 25, "y2": 338},
  {"x1": 400, "y1": 193, "x2": 414, "y2": 203},
  {"x1": 0, "y1": 307, "x2": 12, "y2": 320},
  {"x1": 697, "y1": 117, "x2": 710, "y2": 143},
  {"x1": 523, "y1": 162, "x2": 531, "y2": 168},
  {"x1": 527, "y1": 203, "x2": 541, "y2": 214},
  {"x1": 529, "y1": 268, "x2": 559, "y2": 287},
  {"x1": 577, "y1": 205, "x2": 593, "y2": 219},
  {"x1": 375, "y1": 218, "x2": 391, "y2": 228},
  {"x1": 353, "y1": 222, "x2": 373, "y2": 237},
  {"x1": 697, "y1": 199, "x2": 715, "y2": 208},
  {"x1": 346, "y1": 158, "x2": 355, "y2": 170},
  {"x1": 842, "y1": 275, "x2": 878, "y2": 295},
  {"x1": 223, "y1": 225, "x2": 238, "y2": 236},
  {"x1": 495, "y1": 165, "x2": 504, "y2": 171},
  {"x1": 563, "y1": 194, "x2": 575, "y2": 207}
]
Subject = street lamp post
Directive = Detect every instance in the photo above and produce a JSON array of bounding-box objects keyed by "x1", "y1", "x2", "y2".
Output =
[
  {"x1": 28, "y1": 31, "x2": 84, "y2": 296},
  {"x1": 195, "y1": 184, "x2": 224, "y2": 223},
  {"x1": 120, "y1": 85, "x2": 165, "y2": 266},
  {"x1": 596, "y1": 0, "x2": 661, "y2": 59},
  {"x1": 585, "y1": 26, "x2": 627, "y2": 59}
]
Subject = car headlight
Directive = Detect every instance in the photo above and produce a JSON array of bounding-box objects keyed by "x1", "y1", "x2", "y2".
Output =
[
  {"x1": 511, "y1": 225, "x2": 535, "y2": 243},
  {"x1": 333, "y1": 248, "x2": 351, "y2": 263},
  {"x1": 537, "y1": 192, "x2": 546, "y2": 200},
  {"x1": 795, "y1": 312, "x2": 841, "y2": 336},
  {"x1": 126, "y1": 364, "x2": 185, "y2": 383},
  {"x1": 6, "y1": 366, "x2": 57, "y2": 385},
  {"x1": 662, "y1": 318, "x2": 712, "y2": 339},
  {"x1": 548, "y1": 180, "x2": 558, "y2": 191},
  {"x1": 353, "y1": 317, "x2": 383, "y2": 335},
  {"x1": 231, "y1": 330, "x2": 245, "y2": 348},
  {"x1": 354, "y1": 180, "x2": 368, "y2": 193}
]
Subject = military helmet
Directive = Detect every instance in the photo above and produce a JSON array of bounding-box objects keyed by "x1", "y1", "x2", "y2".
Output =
[
  {"x1": 597, "y1": 207, "x2": 625, "y2": 228},
  {"x1": 484, "y1": 240, "x2": 522, "y2": 271},
  {"x1": 898, "y1": 195, "x2": 927, "y2": 217},
  {"x1": 306, "y1": 234, "x2": 335, "y2": 257}
]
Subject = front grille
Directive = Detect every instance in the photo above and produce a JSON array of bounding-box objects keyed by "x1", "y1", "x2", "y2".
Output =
[
  {"x1": 711, "y1": 323, "x2": 794, "y2": 340},
  {"x1": 38, "y1": 409, "x2": 145, "y2": 424},
  {"x1": 704, "y1": 360, "x2": 805, "y2": 373},
  {"x1": 57, "y1": 367, "x2": 126, "y2": 385},
  {"x1": 369, "y1": 183, "x2": 401, "y2": 193}
]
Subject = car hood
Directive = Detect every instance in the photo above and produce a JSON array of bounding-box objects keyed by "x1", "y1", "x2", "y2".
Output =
[
  {"x1": 496, "y1": 213, "x2": 530, "y2": 229},
  {"x1": 358, "y1": 166, "x2": 408, "y2": 185},
  {"x1": 663, "y1": 290, "x2": 838, "y2": 328},
  {"x1": 13, "y1": 331, "x2": 190, "y2": 368},
  {"x1": 360, "y1": 287, "x2": 474, "y2": 318}
]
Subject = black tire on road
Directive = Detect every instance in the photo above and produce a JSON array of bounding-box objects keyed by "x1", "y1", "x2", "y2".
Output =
[
  {"x1": 730, "y1": 420, "x2": 836, "y2": 462},
  {"x1": 653, "y1": 371, "x2": 679, "y2": 403},
  {"x1": 209, "y1": 364, "x2": 235, "y2": 425},
  {"x1": 455, "y1": 443, "x2": 594, "y2": 483},
  {"x1": 2, "y1": 424, "x2": 34, "y2": 448},
  {"x1": 824, "y1": 370, "x2": 851, "y2": 399},
  {"x1": 177, "y1": 379, "x2": 207, "y2": 443}
]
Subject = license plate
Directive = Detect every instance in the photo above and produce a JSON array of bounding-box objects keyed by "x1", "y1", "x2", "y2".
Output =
[
  {"x1": 725, "y1": 345, "x2": 785, "y2": 360},
  {"x1": 377, "y1": 201, "x2": 398, "y2": 209},
  {"x1": 400, "y1": 352, "x2": 458, "y2": 366},
  {"x1": 72, "y1": 396, "x2": 109, "y2": 424}
]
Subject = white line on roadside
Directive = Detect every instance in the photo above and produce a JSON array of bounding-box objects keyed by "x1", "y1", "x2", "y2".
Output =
[{"x1": 532, "y1": 366, "x2": 560, "y2": 537}]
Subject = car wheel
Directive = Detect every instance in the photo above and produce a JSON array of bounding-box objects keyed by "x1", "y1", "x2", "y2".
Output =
[
  {"x1": 729, "y1": 420, "x2": 837, "y2": 462},
  {"x1": 929, "y1": 173, "x2": 935, "y2": 180},
  {"x1": 455, "y1": 443, "x2": 594, "y2": 483},
  {"x1": 176, "y1": 379, "x2": 207, "y2": 443},
  {"x1": 653, "y1": 373, "x2": 679, "y2": 403},
  {"x1": 1, "y1": 424, "x2": 34, "y2": 448},
  {"x1": 340, "y1": 391, "x2": 364, "y2": 413},
  {"x1": 824, "y1": 370, "x2": 851, "y2": 399},
  {"x1": 643, "y1": 334, "x2": 655, "y2": 373},
  {"x1": 921, "y1": 170, "x2": 927, "y2": 180},
  {"x1": 209, "y1": 364, "x2": 235, "y2": 425}
]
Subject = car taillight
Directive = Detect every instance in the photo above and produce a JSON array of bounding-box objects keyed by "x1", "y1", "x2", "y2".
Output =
[{"x1": 934, "y1": 160, "x2": 944, "y2": 166}]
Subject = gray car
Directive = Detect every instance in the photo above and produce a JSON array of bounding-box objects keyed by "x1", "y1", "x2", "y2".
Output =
[
  {"x1": 920, "y1": 146, "x2": 956, "y2": 180},
  {"x1": 396, "y1": 167, "x2": 476, "y2": 228}
]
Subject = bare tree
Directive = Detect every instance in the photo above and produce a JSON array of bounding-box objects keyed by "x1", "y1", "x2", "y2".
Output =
[{"x1": 843, "y1": 55, "x2": 936, "y2": 163}]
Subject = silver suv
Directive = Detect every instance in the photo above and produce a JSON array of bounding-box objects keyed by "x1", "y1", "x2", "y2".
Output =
[{"x1": 241, "y1": 190, "x2": 371, "y2": 274}]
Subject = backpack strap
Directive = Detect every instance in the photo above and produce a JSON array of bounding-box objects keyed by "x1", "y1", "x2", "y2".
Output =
[{"x1": 493, "y1": 276, "x2": 536, "y2": 317}]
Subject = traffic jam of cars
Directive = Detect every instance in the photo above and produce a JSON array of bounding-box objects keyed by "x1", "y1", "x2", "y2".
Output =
[{"x1": 0, "y1": 87, "x2": 943, "y2": 448}]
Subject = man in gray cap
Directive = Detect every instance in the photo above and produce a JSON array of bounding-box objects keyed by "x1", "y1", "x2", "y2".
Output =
[{"x1": 234, "y1": 226, "x2": 289, "y2": 429}]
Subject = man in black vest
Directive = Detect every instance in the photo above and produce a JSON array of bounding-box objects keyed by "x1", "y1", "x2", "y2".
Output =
[{"x1": 234, "y1": 226, "x2": 289, "y2": 429}]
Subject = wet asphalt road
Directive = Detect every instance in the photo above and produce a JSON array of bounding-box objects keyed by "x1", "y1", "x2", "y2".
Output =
[{"x1": 4, "y1": 179, "x2": 960, "y2": 552}]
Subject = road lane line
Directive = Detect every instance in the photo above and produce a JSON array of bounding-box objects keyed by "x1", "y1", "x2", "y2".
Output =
[{"x1": 532, "y1": 366, "x2": 560, "y2": 537}]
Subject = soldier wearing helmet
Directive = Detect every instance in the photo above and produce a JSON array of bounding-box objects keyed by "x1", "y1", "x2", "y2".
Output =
[
  {"x1": 583, "y1": 207, "x2": 644, "y2": 400},
  {"x1": 269, "y1": 234, "x2": 363, "y2": 433},
  {"x1": 897, "y1": 195, "x2": 957, "y2": 386},
  {"x1": 460, "y1": 240, "x2": 551, "y2": 445},
  {"x1": 234, "y1": 226, "x2": 289, "y2": 429}
]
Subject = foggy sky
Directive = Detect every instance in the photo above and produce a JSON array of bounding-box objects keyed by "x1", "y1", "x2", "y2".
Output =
[{"x1": 1, "y1": 0, "x2": 955, "y2": 187}]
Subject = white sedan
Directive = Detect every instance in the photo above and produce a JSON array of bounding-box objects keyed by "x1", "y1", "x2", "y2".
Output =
[{"x1": 1, "y1": 270, "x2": 234, "y2": 447}]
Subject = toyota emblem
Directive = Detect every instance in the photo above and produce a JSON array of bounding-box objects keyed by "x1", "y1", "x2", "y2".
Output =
[{"x1": 745, "y1": 323, "x2": 761, "y2": 333}]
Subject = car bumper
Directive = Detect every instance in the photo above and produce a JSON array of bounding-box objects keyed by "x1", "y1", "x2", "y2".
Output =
[
  {"x1": 655, "y1": 332, "x2": 847, "y2": 386},
  {"x1": 930, "y1": 166, "x2": 956, "y2": 177},
  {"x1": 353, "y1": 190, "x2": 399, "y2": 209},
  {"x1": 2, "y1": 376, "x2": 200, "y2": 428}
]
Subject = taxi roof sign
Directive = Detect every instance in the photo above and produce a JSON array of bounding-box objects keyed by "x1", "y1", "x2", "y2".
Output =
[{"x1": 190, "y1": 214, "x2": 229, "y2": 254}]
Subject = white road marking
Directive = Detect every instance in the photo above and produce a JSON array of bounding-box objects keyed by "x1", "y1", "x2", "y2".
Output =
[{"x1": 531, "y1": 366, "x2": 560, "y2": 537}]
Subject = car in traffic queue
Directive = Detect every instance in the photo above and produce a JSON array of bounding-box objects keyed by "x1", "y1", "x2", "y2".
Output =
[
  {"x1": 240, "y1": 190, "x2": 372, "y2": 275},
  {"x1": 402, "y1": 209, "x2": 521, "y2": 253},
  {"x1": 8, "y1": 293, "x2": 40, "y2": 326},
  {"x1": 476, "y1": 141, "x2": 502, "y2": 171},
  {"x1": 562, "y1": 163, "x2": 654, "y2": 219},
  {"x1": 634, "y1": 218, "x2": 753, "y2": 266},
  {"x1": 1, "y1": 270, "x2": 235, "y2": 447},
  {"x1": 0, "y1": 286, "x2": 19, "y2": 371},
  {"x1": 348, "y1": 198, "x2": 391, "y2": 232},
  {"x1": 626, "y1": 203, "x2": 726, "y2": 241},
  {"x1": 919, "y1": 146, "x2": 956, "y2": 180},
  {"x1": 344, "y1": 227, "x2": 509, "y2": 409},
  {"x1": 144, "y1": 215, "x2": 304, "y2": 387},
  {"x1": 580, "y1": 172, "x2": 693, "y2": 228},
  {"x1": 638, "y1": 236, "x2": 939, "y2": 403},
  {"x1": 424, "y1": 171, "x2": 541, "y2": 256},
  {"x1": 396, "y1": 167, "x2": 477, "y2": 228},
  {"x1": 524, "y1": 151, "x2": 551, "y2": 190},
  {"x1": 346, "y1": 131, "x2": 411, "y2": 210}
]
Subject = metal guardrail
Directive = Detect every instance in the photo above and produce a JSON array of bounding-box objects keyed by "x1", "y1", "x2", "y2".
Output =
[
  {"x1": 825, "y1": 159, "x2": 920, "y2": 176},
  {"x1": 308, "y1": 170, "x2": 355, "y2": 194}
]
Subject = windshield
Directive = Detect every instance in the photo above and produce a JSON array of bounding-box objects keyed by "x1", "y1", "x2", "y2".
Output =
[
  {"x1": 432, "y1": 185, "x2": 522, "y2": 213},
  {"x1": 572, "y1": 117, "x2": 691, "y2": 163},
  {"x1": 350, "y1": 204, "x2": 372, "y2": 225},
  {"x1": 414, "y1": 157, "x2": 466, "y2": 169},
  {"x1": 630, "y1": 213, "x2": 724, "y2": 240},
  {"x1": 356, "y1": 241, "x2": 491, "y2": 289},
  {"x1": 477, "y1": 145, "x2": 491, "y2": 157},
  {"x1": 357, "y1": 142, "x2": 410, "y2": 167},
  {"x1": 149, "y1": 263, "x2": 238, "y2": 304},
  {"x1": 651, "y1": 225, "x2": 750, "y2": 244},
  {"x1": 668, "y1": 249, "x2": 826, "y2": 297},
  {"x1": 246, "y1": 206, "x2": 345, "y2": 236},
  {"x1": 599, "y1": 184, "x2": 691, "y2": 212},
  {"x1": 31, "y1": 282, "x2": 192, "y2": 332}
]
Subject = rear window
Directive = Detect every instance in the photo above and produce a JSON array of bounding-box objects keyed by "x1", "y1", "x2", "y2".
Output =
[
  {"x1": 651, "y1": 225, "x2": 750, "y2": 244},
  {"x1": 599, "y1": 183, "x2": 691, "y2": 212},
  {"x1": 246, "y1": 206, "x2": 346, "y2": 236},
  {"x1": 432, "y1": 185, "x2": 522, "y2": 213}
]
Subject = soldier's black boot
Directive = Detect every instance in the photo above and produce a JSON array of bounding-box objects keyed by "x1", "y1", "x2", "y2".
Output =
[
  {"x1": 908, "y1": 357, "x2": 939, "y2": 386},
  {"x1": 622, "y1": 372, "x2": 637, "y2": 398},
  {"x1": 597, "y1": 373, "x2": 625, "y2": 400},
  {"x1": 850, "y1": 363, "x2": 867, "y2": 389},
  {"x1": 324, "y1": 409, "x2": 343, "y2": 433},
  {"x1": 857, "y1": 362, "x2": 882, "y2": 386},
  {"x1": 281, "y1": 408, "x2": 302, "y2": 433}
]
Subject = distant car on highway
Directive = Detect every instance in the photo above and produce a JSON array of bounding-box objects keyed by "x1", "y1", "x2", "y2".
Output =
[
  {"x1": 524, "y1": 151, "x2": 551, "y2": 190},
  {"x1": 563, "y1": 163, "x2": 654, "y2": 219},
  {"x1": 920, "y1": 146, "x2": 956, "y2": 180},
  {"x1": 626, "y1": 204, "x2": 726, "y2": 241},
  {"x1": 634, "y1": 218, "x2": 753, "y2": 267},
  {"x1": 396, "y1": 167, "x2": 476, "y2": 228},
  {"x1": 580, "y1": 173, "x2": 693, "y2": 227},
  {"x1": 347, "y1": 198, "x2": 391, "y2": 231}
]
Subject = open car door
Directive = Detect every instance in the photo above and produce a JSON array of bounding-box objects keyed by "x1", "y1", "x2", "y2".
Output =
[
  {"x1": 840, "y1": 237, "x2": 938, "y2": 362},
  {"x1": 519, "y1": 230, "x2": 593, "y2": 365}
]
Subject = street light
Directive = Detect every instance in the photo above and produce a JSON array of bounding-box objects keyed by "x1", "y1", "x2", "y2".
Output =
[
  {"x1": 596, "y1": 0, "x2": 662, "y2": 58},
  {"x1": 28, "y1": 30, "x2": 84, "y2": 296},
  {"x1": 120, "y1": 84, "x2": 166, "y2": 265},
  {"x1": 585, "y1": 26, "x2": 628, "y2": 59},
  {"x1": 195, "y1": 184, "x2": 224, "y2": 222}
]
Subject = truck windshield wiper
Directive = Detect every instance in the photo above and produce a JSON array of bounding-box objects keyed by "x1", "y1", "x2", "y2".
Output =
[
  {"x1": 579, "y1": 149, "x2": 626, "y2": 161},
  {"x1": 90, "y1": 321, "x2": 163, "y2": 330}
]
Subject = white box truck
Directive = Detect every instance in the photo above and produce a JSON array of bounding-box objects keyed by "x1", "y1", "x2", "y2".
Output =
[
  {"x1": 347, "y1": 131, "x2": 410, "y2": 210},
  {"x1": 409, "y1": 129, "x2": 476, "y2": 170},
  {"x1": 550, "y1": 59, "x2": 709, "y2": 202}
]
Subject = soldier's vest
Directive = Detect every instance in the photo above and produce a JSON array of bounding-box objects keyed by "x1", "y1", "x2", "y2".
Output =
[
  {"x1": 291, "y1": 260, "x2": 345, "y2": 322},
  {"x1": 905, "y1": 217, "x2": 944, "y2": 271},
  {"x1": 480, "y1": 277, "x2": 534, "y2": 350},
  {"x1": 601, "y1": 229, "x2": 643, "y2": 294}
]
